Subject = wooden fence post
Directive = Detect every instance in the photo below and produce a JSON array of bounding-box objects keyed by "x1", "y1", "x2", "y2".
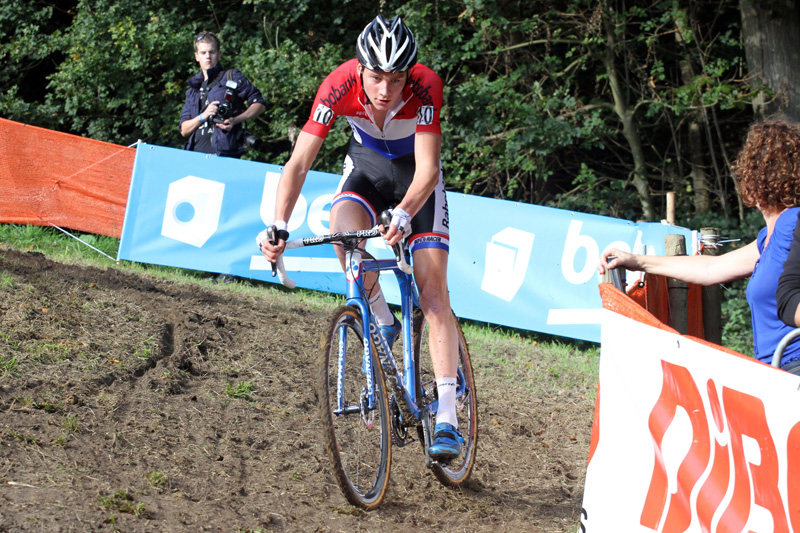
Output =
[
  {"x1": 666, "y1": 192, "x2": 676, "y2": 225},
  {"x1": 701, "y1": 227, "x2": 722, "y2": 344},
  {"x1": 666, "y1": 234, "x2": 688, "y2": 334}
]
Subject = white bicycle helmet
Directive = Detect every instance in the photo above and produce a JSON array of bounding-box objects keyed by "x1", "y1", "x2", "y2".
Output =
[{"x1": 356, "y1": 15, "x2": 417, "y2": 73}]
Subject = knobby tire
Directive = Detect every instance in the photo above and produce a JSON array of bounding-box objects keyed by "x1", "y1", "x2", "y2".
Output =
[
  {"x1": 318, "y1": 305, "x2": 392, "y2": 509},
  {"x1": 413, "y1": 308, "x2": 478, "y2": 487}
]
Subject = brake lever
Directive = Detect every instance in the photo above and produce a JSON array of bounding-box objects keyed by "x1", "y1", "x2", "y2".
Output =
[
  {"x1": 379, "y1": 210, "x2": 404, "y2": 264},
  {"x1": 266, "y1": 226, "x2": 278, "y2": 277}
]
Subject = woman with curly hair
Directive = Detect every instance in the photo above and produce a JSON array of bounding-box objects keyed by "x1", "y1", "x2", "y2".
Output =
[{"x1": 598, "y1": 119, "x2": 800, "y2": 372}]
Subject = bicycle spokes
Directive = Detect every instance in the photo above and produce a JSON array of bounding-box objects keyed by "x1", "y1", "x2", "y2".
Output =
[{"x1": 320, "y1": 306, "x2": 391, "y2": 509}]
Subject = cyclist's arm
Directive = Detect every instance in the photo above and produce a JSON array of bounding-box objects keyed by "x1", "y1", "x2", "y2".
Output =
[
  {"x1": 275, "y1": 131, "x2": 324, "y2": 222},
  {"x1": 598, "y1": 239, "x2": 759, "y2": 286},
  {"x1": 384, "y1": 132, "x2": 442, "y2": 245},
  {"x1": 259, "y1": 131, "x2": 325, "y2": 263},
  {"x1": 778, "y1": 214, "x2": 800, "y2": 327}
]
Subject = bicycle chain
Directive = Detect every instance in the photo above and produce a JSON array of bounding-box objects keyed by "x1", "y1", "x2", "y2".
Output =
[
  {"x1": 384, "y1": 372, "x2": 417, "y2": 426},
  {"x1": 370, "y1": 329, "x2": 418, "y2": 427}
]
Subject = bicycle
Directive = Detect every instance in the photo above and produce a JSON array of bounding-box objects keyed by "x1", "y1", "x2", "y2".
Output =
[{"x1": 267, "y1": 212, "x2": 478, "y2": 509}]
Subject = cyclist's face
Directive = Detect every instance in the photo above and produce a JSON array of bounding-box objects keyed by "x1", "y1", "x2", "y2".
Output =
[
  {"x1": 360, "y1": 66, "x2": 407, "y2": 112},
  {"x1": 194, "y1": 42, "x2": 220, "y2": 72}
]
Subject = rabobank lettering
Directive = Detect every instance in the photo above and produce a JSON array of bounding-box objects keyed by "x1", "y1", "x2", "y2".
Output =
[
  {"x1": 320, "y1": 73, "x2": 357, "y2": 109},
  {"x1": 410, "y1": 79, "x2": 434, "y2": 106},
  {"x1": 119, "y1": 144, "x2": 693, "y2": 343}
]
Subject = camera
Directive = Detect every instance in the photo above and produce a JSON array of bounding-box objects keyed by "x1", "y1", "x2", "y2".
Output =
[
  {"x1": 238, "y1": 129, "x2": 264, "y2": 151},
  {"x1": 209, "y1": 80, "x2": 238, "y2": 125},
  {"x1": 208, "y1": 79, "x2": 264, "y2": 151}
]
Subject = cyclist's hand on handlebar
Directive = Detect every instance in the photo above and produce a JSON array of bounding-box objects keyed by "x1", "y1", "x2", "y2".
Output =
[
  {"x1": 256, "y1": 223, "x2": 289, "y2": 264},
  {"x1": 380, "y1": 207, "x2": 411, "y2": 246}
]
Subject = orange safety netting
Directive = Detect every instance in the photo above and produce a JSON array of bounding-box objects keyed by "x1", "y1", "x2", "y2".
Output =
[
  {"x1": 625, "y1": 273, "x2": 705, "y2": 339},
  {"x1": 0, "y1": 118, "x2": 134, "y2": 238},
  {"x1": 599, "y1": 282, "x2": 748, "y2": 360}
]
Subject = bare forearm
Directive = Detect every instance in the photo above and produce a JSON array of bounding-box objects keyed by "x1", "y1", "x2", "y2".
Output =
[
  {"x1": 398, "y1": 165, "x2": 438, "y2": 217},
  {"x1": 274, "y1": 164, "x2": 306, "y2": 222},
  {"x1": 635, "y1": 254, "x2": 730, "y2": 285},
  {"x1": 180, "y1": 114, "x2": 205, "y2": 137},
  {"x1": 600, "y1": 240, "x2": 758, "y2": 286}
]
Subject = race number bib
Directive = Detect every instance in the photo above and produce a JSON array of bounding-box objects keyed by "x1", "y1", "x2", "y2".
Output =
[
  {"x1": 313, "y1": 103, "x2": 334, "y2": 126},
  {"x1": 417, "y1": 105, "x2": 434, "y2": 126}
]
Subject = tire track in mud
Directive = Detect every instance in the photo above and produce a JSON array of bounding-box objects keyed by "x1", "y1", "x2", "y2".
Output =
[{"x1": 0, "y1": 247, "x2": 593, "y2": 532}]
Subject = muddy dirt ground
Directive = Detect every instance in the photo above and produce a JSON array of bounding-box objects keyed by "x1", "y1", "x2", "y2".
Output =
[{"x1": 0, "y1": 246, "x2": 595, "y2": 532}]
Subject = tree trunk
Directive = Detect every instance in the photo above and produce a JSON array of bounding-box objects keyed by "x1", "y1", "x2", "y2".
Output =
[
  {"x1": 601, "y1": 3, "x2": 655, "y2": 221},
  {"x1": 740, "y1": 0, "x2": 800, "y2": 121},
  {"x1": 676, "y1": 10, "x2": 710, "y2": 214}
]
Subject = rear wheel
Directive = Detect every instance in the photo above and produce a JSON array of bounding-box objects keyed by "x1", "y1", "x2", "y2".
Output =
[
  {"x1": 413, "y1": 309, "x2": 478, "y2": 486},
  {"x1": 319, "y1": 306, "x2": 391, "y2": 509}
]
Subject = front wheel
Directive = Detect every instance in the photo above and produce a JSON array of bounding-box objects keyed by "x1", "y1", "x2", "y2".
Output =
[
  {"x1": 413, "y1": 308, "x2": 478, "y2": 487},
  {"x1": 318, "y1": 306, "x2": 392, "y2": 509}
]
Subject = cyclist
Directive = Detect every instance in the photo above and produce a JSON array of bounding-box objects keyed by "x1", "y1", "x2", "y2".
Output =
[{"x1": 259, "y1": 15, "x2": 463, "y2": 460}]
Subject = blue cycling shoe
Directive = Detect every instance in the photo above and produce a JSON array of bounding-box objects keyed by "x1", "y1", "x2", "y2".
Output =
[
  {"x1": 380, "y1": 317, "x2": 402, "y2": 350},
  {"x1": 428, "y1": 422, "x2": 464, "y2": 461}
]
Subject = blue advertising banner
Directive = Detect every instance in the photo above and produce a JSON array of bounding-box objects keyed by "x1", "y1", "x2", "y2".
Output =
[{"x1": 119, "y1": 144, "x2": 693, "y2": 342}]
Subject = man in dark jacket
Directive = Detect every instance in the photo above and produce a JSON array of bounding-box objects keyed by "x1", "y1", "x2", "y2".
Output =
[{"x1": 179, "y1": 32, "x2": 266, "y2": 158}]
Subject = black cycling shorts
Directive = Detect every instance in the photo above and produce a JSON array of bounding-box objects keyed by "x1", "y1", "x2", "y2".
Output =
[{"x1": 333, "y1": 140, "x2": 450, "y2": 254}]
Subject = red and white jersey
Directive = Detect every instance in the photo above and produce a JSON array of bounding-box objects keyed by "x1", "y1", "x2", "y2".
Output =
[{"x1": 301, "y1": 58, "x2": 443, "y2": 160}]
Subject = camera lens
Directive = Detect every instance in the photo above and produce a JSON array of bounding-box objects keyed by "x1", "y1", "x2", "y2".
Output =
[{"x1": 240, "y1": 132, "x2": 262, "y2": 151}]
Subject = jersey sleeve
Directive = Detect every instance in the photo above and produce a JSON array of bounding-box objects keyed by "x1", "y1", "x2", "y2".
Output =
[
  {"x1": 409, "y1": 64, "x2": 444, "y2": 135},
  {"x1": 301, "y1": 60, "x2": 359, "y2": 139}
]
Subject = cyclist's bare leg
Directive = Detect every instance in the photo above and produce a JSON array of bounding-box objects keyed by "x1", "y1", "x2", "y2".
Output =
[
  {"x1": 330, "y1": 199, "x2": 381, "y2": 297},
  {"x1": 411, "y1": 247, "x2": 458, "y2": 379}
]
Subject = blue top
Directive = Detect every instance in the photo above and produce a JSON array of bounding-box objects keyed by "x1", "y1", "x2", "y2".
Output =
[{"x1": 746, "y1": 206, "x2": 800, "y2": 365}]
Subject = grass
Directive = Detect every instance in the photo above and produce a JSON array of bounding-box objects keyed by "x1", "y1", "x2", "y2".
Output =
[
  {"x1": 98, "y1": 490, "x2": 148, "y2": 518},
  {"x1": 62, "y1": 416, "x2": 78, "y2": 433},
  {"x1": 0, "y1": 223, "x2": 601, "y2": 394},
  {"x1": 145, "y1": 470, "x2": 167, "y2": 488},
  {"x1": 0, "y1": 355, "x2": 19, "y2": 376},
  {"x1": 32, "y1": 399, "x2": 63, "y2": 413},
  {"x1": 225, "y1": 380, "x2": 255, "y2": 400}
]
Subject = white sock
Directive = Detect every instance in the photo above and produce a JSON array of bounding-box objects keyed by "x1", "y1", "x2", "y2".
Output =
[
  {"x1": 435, "y1": 377, "x2": 458, "y2": 428},
  {"x1": 369, "y1": 289, "x2": 394, "y2": 326}
]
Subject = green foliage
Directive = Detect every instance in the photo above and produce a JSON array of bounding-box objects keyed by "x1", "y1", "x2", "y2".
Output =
[
  {"x1": 0, "y1": 355, "x2": 19, "y2": 377},
  {"x1": 0, "y1": 0, "x2": 758, "y2": 217},
  {"x1": 225, "y1": 380, "x2": 255, "y2": 400}
]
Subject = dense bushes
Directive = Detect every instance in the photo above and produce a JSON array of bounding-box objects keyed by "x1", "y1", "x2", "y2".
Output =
[{"x1": 0, "y1": 0, "x2": 767, "y2": 350}]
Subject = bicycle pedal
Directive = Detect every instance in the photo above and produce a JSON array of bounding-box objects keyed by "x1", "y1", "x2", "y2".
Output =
[{"x1": 425, "y1": 452, "x2": 454, "y2": 467}]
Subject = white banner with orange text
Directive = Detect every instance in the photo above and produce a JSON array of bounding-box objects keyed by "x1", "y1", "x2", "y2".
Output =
[{"x1": 580, "y1": 304, "x2": 800, "y2": 532}]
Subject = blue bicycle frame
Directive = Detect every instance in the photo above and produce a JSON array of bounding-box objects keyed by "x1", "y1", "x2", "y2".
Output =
[
  {"x1": 273, "y1": 228, "x2": 467, "y2": 426},
  {"x1": 339, "y1": 248, "x2": 424, "y2": 419}
]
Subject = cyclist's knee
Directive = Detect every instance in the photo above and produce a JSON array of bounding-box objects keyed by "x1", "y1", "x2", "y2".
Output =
[
  {"x1": 331, "y1": 196, "x2": 374, "y2": 231},
  {"x1": 418, "y1": 285, "x2": 451, "y2": 318}
]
